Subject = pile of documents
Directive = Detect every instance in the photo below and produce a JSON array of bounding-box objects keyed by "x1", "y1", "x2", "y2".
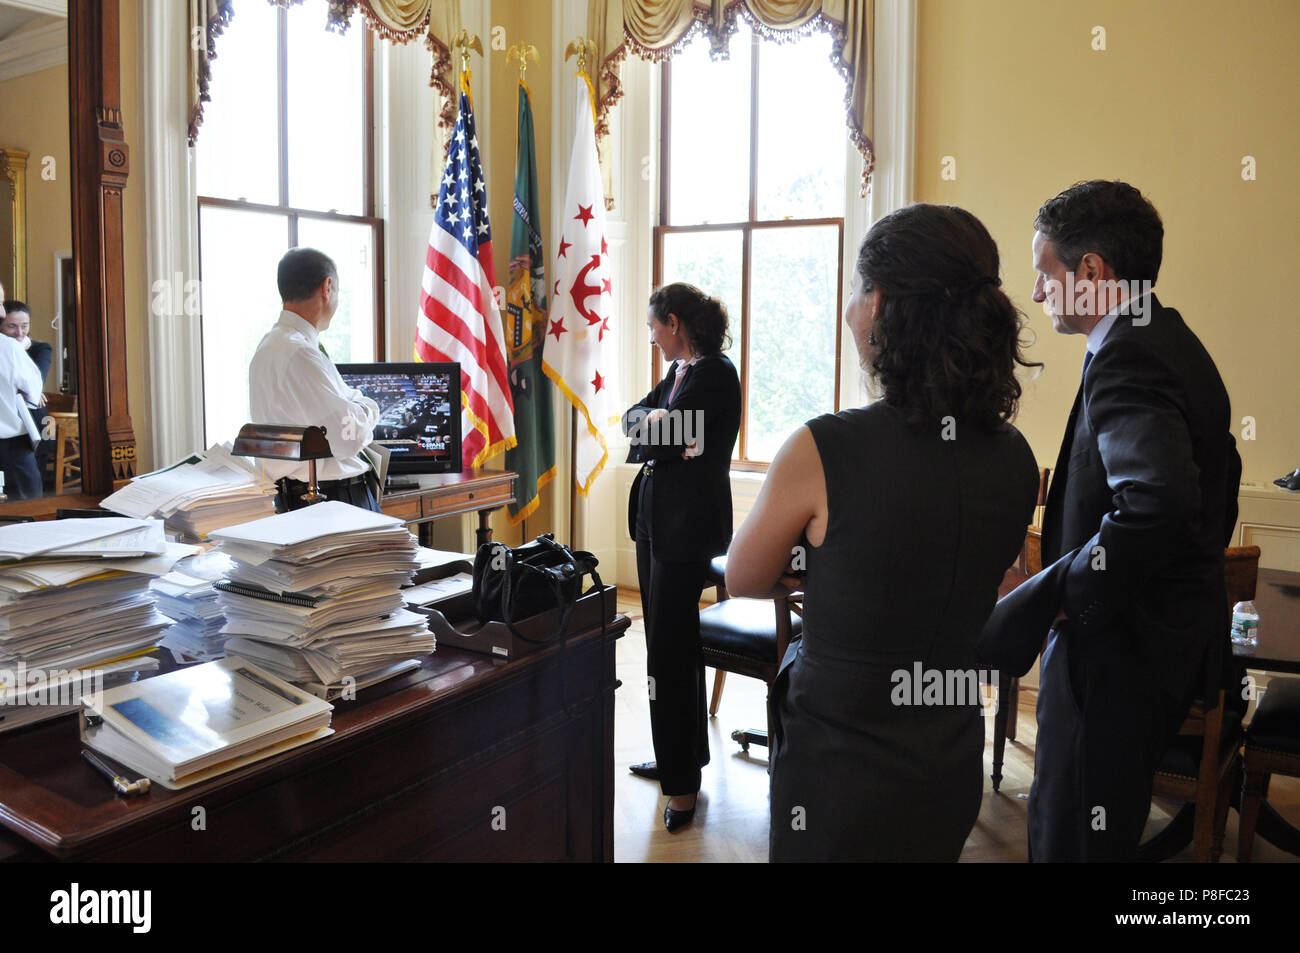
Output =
[
  {"x1": 154, "y1": 551, "x2": 237, "y2": 663},
  {"x1": 0, "y1": 518, "x2": 197, "y2": 730},
  {"x1": 100, "y1": 444, "x2": 276, "y2": 540},
  {"x1": 209, "y1": 501, "x2": 436, "y2": 699},
  {"x1": 82, "y1": 656, "x2": 333, "y2": 789}
]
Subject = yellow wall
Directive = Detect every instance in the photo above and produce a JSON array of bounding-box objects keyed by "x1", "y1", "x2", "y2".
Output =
[
  {"x1": 915, "y1": 0, "x2": 1300, "y2": 485},
  {"x1": 0, "y1": 63, "x2": 71, "y2": 371}
]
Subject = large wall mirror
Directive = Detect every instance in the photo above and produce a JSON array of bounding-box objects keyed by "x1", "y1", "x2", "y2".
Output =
[
  {"x1": 0, "y1": 0, "x2": 78, "y2": 501},
  {"x1": 0, "y1": 0, "x2": 134, "y2": 515}
]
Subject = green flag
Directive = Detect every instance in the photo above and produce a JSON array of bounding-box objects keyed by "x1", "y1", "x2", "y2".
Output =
[{"x1": 504, "y1": 79, "x2": 555, "y2": 524}]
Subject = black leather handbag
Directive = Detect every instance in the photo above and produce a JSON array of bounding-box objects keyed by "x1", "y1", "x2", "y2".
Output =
[{"x1": 472, "y1": 533, "x2": 604, "y2": 644}]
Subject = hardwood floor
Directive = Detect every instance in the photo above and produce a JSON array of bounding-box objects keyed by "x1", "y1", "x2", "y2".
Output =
[{"x1": 611, "y1": 588, "x2": 1300, "y2": 863}]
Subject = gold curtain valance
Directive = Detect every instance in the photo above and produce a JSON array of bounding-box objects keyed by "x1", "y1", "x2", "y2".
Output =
[
  {"x1": 320, "y1": 0, "x2": 464, "y2": 157},
  {"x1": 188, "y1": 0, "x2": 234, "y2": 145},
  {"x1": 589, "y1": 0, "x2": 875, "y2": 189}
]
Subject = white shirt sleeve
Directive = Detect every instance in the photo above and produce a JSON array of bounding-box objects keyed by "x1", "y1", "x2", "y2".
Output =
[
  {"x1": 13, "y1": 348, "x2": 42, "y2": 403},
  {"x1": 288, "y1": 348, "x2": 379, "y2": 460}
]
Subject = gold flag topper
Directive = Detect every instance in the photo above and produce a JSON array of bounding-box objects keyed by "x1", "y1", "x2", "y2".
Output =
[
  {"x1": 506, "y1": 43, "x2": 539, "y2": 82},
  {"x1": 564, "y1": 36, "x2": 596, "y2": 74},
  {"x1": 452, "y1": 29, "x2": 483, "y2": 73}
]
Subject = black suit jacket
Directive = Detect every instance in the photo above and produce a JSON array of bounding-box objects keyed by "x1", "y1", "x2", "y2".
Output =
[
  {"x1": 26, "y1": 340, "x2": 52, "y2": 385},
  {"x1": 623, "y1": 354, "x2": 740, "y2": 562},
  {"x1": 979, "y1": 294, "x2": 1241, "y2": 701}
]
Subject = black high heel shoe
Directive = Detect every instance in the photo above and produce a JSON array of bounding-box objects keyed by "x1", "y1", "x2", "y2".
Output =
[
  {"x1": 629, "y1": 761, "x2": 659, "y2": 781},
  {"x1": 663, "y1": 794, "x2": 697, "y2": 833}
]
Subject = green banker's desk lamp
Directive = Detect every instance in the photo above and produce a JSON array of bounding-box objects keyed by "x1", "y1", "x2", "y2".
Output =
[{"x1": 232, "y1": 424, "x2": 332, "y2": 506}]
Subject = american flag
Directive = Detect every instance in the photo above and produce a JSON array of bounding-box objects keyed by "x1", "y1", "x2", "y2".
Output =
[{"x1": 416, "y1": 84, "x2": 516, "y2": 469}]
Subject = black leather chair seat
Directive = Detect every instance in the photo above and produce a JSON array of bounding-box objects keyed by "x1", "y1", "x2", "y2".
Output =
[
  {"x1": 1158, "y1": 709, "x2": 1243, "y2": 777},
  {"x1": 1247, "y1": 677, "x2": 1300, "y2": 754},
  {"x1": 699, "y1": 597, "x2": 802, "y2": 665}
]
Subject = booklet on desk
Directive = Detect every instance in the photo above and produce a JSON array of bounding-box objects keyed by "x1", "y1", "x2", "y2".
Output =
[{"x1": 80, "y1": 656, "x2": 333, "y2": 790}]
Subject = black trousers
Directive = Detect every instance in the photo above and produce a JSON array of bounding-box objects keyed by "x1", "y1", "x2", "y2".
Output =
[
  {"x1": 275, "y1": 474, "x2": 381, "y2": 514},
  {"x1": 1029, "y1": 626, "x2": 1186, "y2": 861},
  {"x1": 634, "y1": 469, "x2": 710, "y2": 796},
  {"x1": 0, "y1": 435, "x2": 41, "y2": 500}
]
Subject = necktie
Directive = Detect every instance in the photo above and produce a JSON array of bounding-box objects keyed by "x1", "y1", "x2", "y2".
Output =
[{"x1": 667, "y1": 363, "x2": 689, "y2": 404}]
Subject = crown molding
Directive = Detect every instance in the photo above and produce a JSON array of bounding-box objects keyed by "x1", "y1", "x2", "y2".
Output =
[{"x1": 0, "y1": 19, "x2": 66, "y2": 82}]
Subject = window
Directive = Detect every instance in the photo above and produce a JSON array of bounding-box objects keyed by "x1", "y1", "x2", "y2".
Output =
[
  {"x1": 196, "y1": 0, "x2": 382, "y2": 445},
  {"x1": 654, "y1": 20, "x2": 847, "y2": 466}
]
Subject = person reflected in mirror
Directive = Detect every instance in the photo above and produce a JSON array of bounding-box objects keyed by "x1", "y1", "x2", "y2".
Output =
[
  {"x1": 0, "y1": 290, "x2": 45, "y2": 500},
  {"x1": 1, "y1": 300, "x2": 54, "y2": 479}
]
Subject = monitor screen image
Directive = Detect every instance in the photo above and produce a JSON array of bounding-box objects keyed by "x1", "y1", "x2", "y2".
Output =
[{"x1": 336, "y1": 362, "x2": 461, "y2": 474}]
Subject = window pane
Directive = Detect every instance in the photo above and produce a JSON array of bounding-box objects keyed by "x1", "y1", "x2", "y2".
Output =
[
  {"x1": 199, "y1": 207, "x2": 290, "y2": 445},
  {"x1": 297, "y1": 218, "x2": 376, "y2": 364},
  {"x1": 660, "y1": 229, "x2": 743, "y2": 389},
  {"x1": 287, "y1": 1, "x2": 365, "y2": 215},
  {"x1": 748, "y1": 225, "x2": 839, "y2": 462},
  {"x1": 755, "y1": 31, "x2": 847, "y2": 220},
  {"x1": 668, "y1": 21, "x2": 752, "y2": 226},
  {"x1": 195, "y1": 0, "x2": 279, "y2": 205}
]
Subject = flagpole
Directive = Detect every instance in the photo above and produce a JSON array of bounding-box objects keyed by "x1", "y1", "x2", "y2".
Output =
[{"x1": 569, "y1": 407, "x2": 578, "y2": 548}]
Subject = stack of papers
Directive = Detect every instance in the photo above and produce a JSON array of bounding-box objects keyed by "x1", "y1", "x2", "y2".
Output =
[
  {"x1": 0, "y1": 519, "x2": 196, "y2": 717},
  {"x1": 209, "y1": 502, "x2": 436, "y2": 698},
  {"x1": 154, "y1": 551, "x2": 237, "y2": 663},
  {"x1": 1, "y1": 655, "x2": 160, "y2": 733},
  {"x1": 81, "y1": 657, "x2": 333, "y2": 789},
  {"x1": 100, "y1": 444, "x2": 277, "y2": 540}
]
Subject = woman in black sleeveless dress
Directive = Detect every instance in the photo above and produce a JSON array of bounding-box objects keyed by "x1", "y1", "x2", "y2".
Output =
[{"x1": 727, "y1": 204, "x2": 1041, "y2": 861}]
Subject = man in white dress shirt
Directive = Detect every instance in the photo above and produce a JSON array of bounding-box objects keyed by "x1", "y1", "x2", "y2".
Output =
[
  {"x1": 249, "y1": 248, "x2": 381, "y2": 512},
  {"x1": 0, "y1": 287, "x2": 45, "y2": 500}
]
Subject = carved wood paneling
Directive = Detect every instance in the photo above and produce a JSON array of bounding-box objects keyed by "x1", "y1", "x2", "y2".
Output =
[{"x1": 67, "y1": 0, "x2": 136, "y2": 497}]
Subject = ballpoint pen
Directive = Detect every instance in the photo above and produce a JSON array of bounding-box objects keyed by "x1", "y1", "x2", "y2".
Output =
[{"x1": 81, "y1": 750, "x2": 151, "y2": 797}]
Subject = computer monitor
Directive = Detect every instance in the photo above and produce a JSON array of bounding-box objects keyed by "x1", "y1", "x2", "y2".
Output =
[{"x1": 336, "y1": 362, "x2": 461, "y2": 475}]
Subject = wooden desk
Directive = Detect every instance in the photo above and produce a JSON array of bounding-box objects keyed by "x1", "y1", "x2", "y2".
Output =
[
  {"x1": 0, "y1": 609, "x2": 627, "y2": 862},
  {"x1": 1235, "y1": 568, "x2": 1300, "y2": 674},
  {"x1": 380, "y1": 469, "x2": 516, "y2": 547}
]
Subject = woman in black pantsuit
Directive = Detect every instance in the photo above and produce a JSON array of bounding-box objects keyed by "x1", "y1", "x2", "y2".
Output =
[
  {"x1": 727, "y1": 205, "x2": 1042, "y2": 861},
  {"x1": 622, "y1": 283, "x2": 740, "y2": 833}
]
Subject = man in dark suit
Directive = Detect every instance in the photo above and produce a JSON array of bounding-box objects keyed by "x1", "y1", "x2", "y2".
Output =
[{"x1": 980, "y1": 181, "x2": 1241, "y2": 861}]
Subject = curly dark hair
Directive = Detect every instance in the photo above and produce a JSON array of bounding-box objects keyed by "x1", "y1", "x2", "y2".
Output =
[
  {"x1": 1033, "y1": 180, "x2": 1163, "y2": 284},
  {"x1": 648, "y1": 282, "x2": 732, "y2": 357},
  {"x1": 856, "y1": 204, "x2": 1040, "y2": 430}
]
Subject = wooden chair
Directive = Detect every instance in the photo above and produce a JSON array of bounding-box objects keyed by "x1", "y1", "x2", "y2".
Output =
[
  {"x1": 43, "y1": 392, "x2": 76, "y2": 413},
  {"x1": 1237, "y1": 680, "x2": 1300, "y2": 861},
  {"x1": 990, "y1": 466, "x2": 1049, "y2": 791},
  {"x1": 50, "y1": 411, "x2": 81, "y2": 494},
  {"x1": 1141, "y1": 545, "x2": 1258, "y2": 862},
  {"x1": 699, "y1": 555, "x2": 803, "y2": 752}
]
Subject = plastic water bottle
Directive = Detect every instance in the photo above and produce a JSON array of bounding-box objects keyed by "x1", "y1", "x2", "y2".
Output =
[{"x1": 1231, "y1": 600, "x2": 1259, "y2": 648}]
